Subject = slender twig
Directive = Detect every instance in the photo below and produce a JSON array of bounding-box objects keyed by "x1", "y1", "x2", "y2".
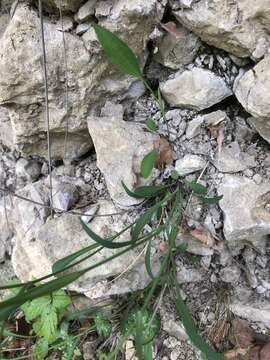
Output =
[
  {"x1": 59, "y1": 0, "x2": 70, "y2": 161},
  {"x1": 39, "y1": 0, "x2": 53, "y2": 217},
  {"x1": 0, "y1": 186, "x2": 125, "y2": 218}
]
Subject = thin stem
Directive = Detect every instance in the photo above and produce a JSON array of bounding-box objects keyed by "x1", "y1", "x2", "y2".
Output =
[{"x1": 39, "y1": 0, "x2": 53, "y2": 217}]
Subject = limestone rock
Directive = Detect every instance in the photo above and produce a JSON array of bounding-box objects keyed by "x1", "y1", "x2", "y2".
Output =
[
  {"x1": 87, "y1": 102, "x2": 160, "y2": 207},
  {"x1": 234, "y1": 55, "x2": 270, "y2": 143},
  {"x1": 175, "y1": 154, "x2": 206, "y2": 176},
  {"x1": 41, "y1": 0, "x2": 85, "y2": 13},
  {"x1": 230, "y1": 299, "x2": 270, "y2": 328},
  {"x1": 56, "y1": 16, "x2": 74, "y2": 32},
  {"x1": 213, "y1": 142, "x2": 256, "y2": 173},
  {"x1": 218, "y1": 175, "x2": 270, "y2": 252},
  {"x1": 0, "y1": 196, "x2": 13, "y2": 258},
  {"x1": 160, "y1": 68, "x2": 232, "y2": 110},
  {"x1": 154, "y1": 23, "x2": 201, "y2": 69},
  {"x1": 51, "y1": 178, "x2": 79, "y2": 212},
  {"x1": 185, "y1": 116, "x2": 204, "y2": 139},
  {"x1": 12, "y1": 200, "x2": 155, "y2": 298},
  {"x1": 15, "y1": 158, "x2": 41, "y2": 184},
  {"x1": 0, "y1": 13, "x2": 9, "y2": 39},
  {"x1": 0, "y1": 2, "x2": 162, "y2": 158},
  {"x1": 75, "y1": 0, "x2": 97, "y2": 23},
  {"x1": 174, "y1": 0, "x2": 270, "y2": 59}
]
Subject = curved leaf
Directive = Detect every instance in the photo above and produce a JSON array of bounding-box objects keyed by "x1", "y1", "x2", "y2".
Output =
[
  {"x1": 93, "y1": 23, "x2": 143, "y2": 79},
  {"x1": 145, "y1": 240, "x2": 154, "y2": 280},
  {"x1": 188, "y1": 181, "x2": 208, "y2": 195},
  {"x1": 122, "y1": 181, "x2": 167, "y2": 199},
  {"x1": 141, "y1": 150, "x2": 158, "y2": 179},
  {"x1": 200, "y1": 195, "x2": 223, "y2": 204}
]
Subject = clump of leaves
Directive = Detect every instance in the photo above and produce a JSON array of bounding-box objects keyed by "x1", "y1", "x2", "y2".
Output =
[
  {"x1": 94, "y1": 312, "x2": 112, "y2": 338},
  {"x1": 21, "y1": 290, "x2": 71, "y2": 359}
]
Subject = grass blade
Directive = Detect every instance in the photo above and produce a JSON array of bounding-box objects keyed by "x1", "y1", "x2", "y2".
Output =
[
  {"x1": 93, "y1": 24, "x2": 143, "y2": 79},
  {"x1": 122, "y1": 182, "x2": 167, "y2": 199},
  {"x1": 188, "y1": 181, "x2": 208, "y2": 195},
  {"x1": 145, "y1": 240, "x2": 154, "y2": 280},
  {"x1": 172, "y1": 280, "x2": 224, "y2": 360},
  {"x1": 200, "y1": 195, "x2": 223, "y2": 204}
]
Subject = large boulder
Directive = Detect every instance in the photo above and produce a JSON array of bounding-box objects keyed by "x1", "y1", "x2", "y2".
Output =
[
  {"x1": 173, "y1": 0, "x2": 270, "y2": 60},
  {"x1": 87, "y1": 102, "x2": 160, "y2": 207},
  {"x1": 160, "y1": 67, "x2": 232, "y2": 110},
  {"x1": 12, "y1": 200, "x2": 157, "y2": 299},
  {"x1": 234, "y1": 54, "x2": 270, "y2": 143},
  {"x1": 218, "y1": 175, "x2": 270, "y2": 253},
  {"x1": 0, "y1": 2, "x2": 164, "y2": 159}
]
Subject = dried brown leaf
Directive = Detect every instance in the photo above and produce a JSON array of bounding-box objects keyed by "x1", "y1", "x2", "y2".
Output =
[
  {"x1": 224, "y1": 347, "x2": 249, "y2": 359},
  {"x1": 190, "y1": 227, "x2": 215, "y2": 247},
  {"x1": 154, "y1": 137, "x2": 174, "y2": 169},
  {"x1": 233, "y1": 319, "x2": 255, "y2": 349},
  {"x1": 260, "y1": 343, "x2": 270, "y2": 360},
  {"x1": 160, "y1": 22, "x2": 184, "y2": 39}
]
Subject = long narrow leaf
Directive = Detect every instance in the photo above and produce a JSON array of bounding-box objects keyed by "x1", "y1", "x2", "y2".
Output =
[
  {"x1": 93, "y1": 24, "x2": 143, "y2": 79},
  {"x1": 81, "y1": 220, "x2": 136, "y2": 249},
  {"x1": 0, "y1": 272, "x2": 83, "y2": 322},
  {"x1": 122, "y1": 182, "x2": 167, "y2": 199},
  {"x1": 52, "y1": 243, "x2": 99, "y2": 273},
  {"x1": 172, "y1": 281, "x2": 224, "y2": 360},
  {"x1": 188, "y1": 181, "x2": 208, "y2": 195},
  {"x1": 141, "y1": 150, "x2": 158, "y2": 179},
  {"x1": 145, "y1": 240, "x2": 154, "y2": 280},
  {"x1": 167, "y1": 189, "x2": 182, "y2": 249}
]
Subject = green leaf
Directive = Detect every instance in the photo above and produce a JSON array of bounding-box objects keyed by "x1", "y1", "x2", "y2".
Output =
[
  {"x1": 140, "y1": 150, "x2": 158, "y2": 179},
  {"x1": 188, "y1": 181, "x2": 208, "y2": 195},
  {"x1": 0, "y1": 271, "x2": 83, "y2": 322},
  {"x1": 34, "y1": 338, "x2": 49, "y2": 360},
  {"x1": 144, "y1": 342, "x2": 153, "y2": 360},
  {"x1": 33, "y1": 305, "x2": 58, "y2": 343},
  {"x1": 135, "y1": 311, "x2": 144, "y2": 360},
  {"x1": 81, "y1": 219, "x2": 135, "y2": 249},
  {"x1": 93, "y1": 24, "x2": 143, "y2": 79},
  {"x1": 145, "y1": 119, "x2": 157, "y2": 132},
  {"x1": 52, "y1": 243, "x2": 98, "y2": 273},
  {"x1": 122, "y1": 308, "x2": 160, "y2": 345},
  {"x1": 145, "y1": 240, "x2": 154, "y2": 280},
  {"x1": 52, "y1": 290, "x2": 71, "y2": 312},
  {"x1": 167, "y1": 189, "x2": 182, "y2": 249},
  {"x1": 122, "y1": 182, "x2": 167, "y2": 199},
  {"x1": 200, "y1": 195, "x2": 223, "y2": 204},
  {"x1": 94, "y1": 312, "x2": 112, "y2": 338},
  {"x1": 170, "y1": 170, "x2": 179, "y2": 180},
  {"x1": 172, "y1": 282, "x2": 224, "y2": 360},
  {"x1": 21, "y1": 296, "x2": 51, "y2": 322}
]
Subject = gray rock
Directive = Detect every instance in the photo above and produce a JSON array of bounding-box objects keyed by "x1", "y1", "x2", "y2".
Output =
[
  {"x1": 202, "y1": 110, "x2": 229, "y2": 127},
  {"x1": 160, "y1": 68, "x2": 232, "y2": 110},
  {"x1": 175, "y1": 154, "x2": 206, "y2": 176},
  {"x1": 220, "y1": 265, "x2": 241, "y2": 284},
  {"x1": 248, "y1": 117, "x2": 270, "y2": 144},
  {"x1": 75, "y1": 0, "x2": 96, "y2": 23},
  {"x1": 174, "y1": 0, "x2": 270, "y2": 59},
  {"x1": 185, "y1": 116, "x2": 204, "y2": 139},
  {"x1": 41, "y1": 0, "x2": 85, "y2": 13},
  {"x1": 87, "y1": 102, "x2": 159, "y2": 207},
  {"x1": 230, "y1": 299, "x2": 270, "y2": 328},
  {"x1": 12, "y1": 200, "x2": 155, "y2": 298},
  {"x1": 234, "y1": 55, "x2": 270, "y2": 119},
  {"x1": 56, "y1": 16, "x2": 74, "y2": 32},
  {"x1": 177, "y1": 234, "x2": 214, "y2": 256},
  {"x1": 218, "y1": 175, "x2": 270, "y2": 252},
  {"x1": 213, "y1": 142, "x2": 256, "y2": 173},
  {"x1": 15, "y1": 158, "x2": 41, "y2": 183},
  {"x1": 76, "y1": 23, "x2": 91, "y2": 35},
  {"x1": 0, "y1": 2, "x2": 162, "y2": 158},
  {"x1": 51, "y1": 178, "x2": 79, "y2": 211},
  {"x1": 154, "y1": 23, "x2": 201, "y2": 69},
  {"x1": 0, "y1": 13, "x2": 9, "y2": 39},
  {"x1": 177, "y1": 265, "x2": 203, "y2": 283}
]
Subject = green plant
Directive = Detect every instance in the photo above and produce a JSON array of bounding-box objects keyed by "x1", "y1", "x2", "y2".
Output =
[{"x1": 0, "y1": 23, "x2": 225, "y2": 360}]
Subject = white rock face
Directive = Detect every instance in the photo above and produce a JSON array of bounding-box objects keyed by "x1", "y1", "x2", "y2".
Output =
[
  {"x1": 174, "y1": 0, "x2": 270, "y2": 59},
  {"x1": 154, "y1": 24, "x2": 201, "y2": 69},
  {"x1": 175, "y1": 154, "x2": 206, "y2": 176},
  {"x1": 218, "y1": 175, "x2": 270, "y2": 252},
  {"x1": 0, "y1": 2, "x2": 163, "y2": 159},
  {"x1": 213, "y1": 142, "x2": 256, "y2": 173},
  {"x1": 88, "y1": 103, "x2": 160, "y2": 207},
  {"x1": 234, "y1": 55, "x2": 270, "y2": 143},
  {"x1": 42, "y1": 0, "x2": 85, "y2": 13},
  {"x1": 12, "y1": 200, "x2": 155, "y2": 299},
  {"x1": 160, "y1": 68, "x2": 232, "y2": 110},
  {"x1": 230, "y1": 300, "x2": 270, "y2": 328}
]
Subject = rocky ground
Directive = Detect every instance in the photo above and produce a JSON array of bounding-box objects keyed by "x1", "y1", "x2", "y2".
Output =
[{"x1": 0, "y1": 0, "x2": 270, "y2": 359}]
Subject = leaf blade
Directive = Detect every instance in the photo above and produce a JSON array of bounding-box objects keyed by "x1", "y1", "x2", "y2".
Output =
[
  {"x1": 141, "y1": 150, "x2": 158, "y2": 179},
  {"x1": 93, "y1": 23, "x2": 143, "y2": 79}
]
